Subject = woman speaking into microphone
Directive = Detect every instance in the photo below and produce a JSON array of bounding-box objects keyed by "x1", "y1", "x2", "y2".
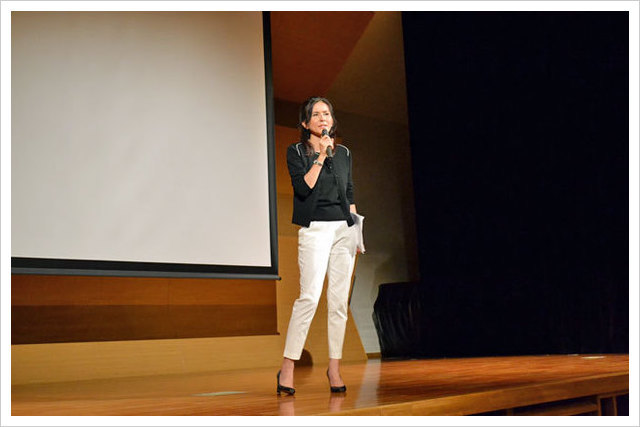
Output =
[{"x1": 277, "y1": 96, "x2": 359, "y2": 395}]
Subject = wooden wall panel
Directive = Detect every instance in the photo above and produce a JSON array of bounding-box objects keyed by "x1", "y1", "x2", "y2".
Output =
[
  {"x1": 12, "y1": 275, "x2": 277, "y2": 344},
  {"x1": 12, "y1": 336, "x2": 284, "y2": 385}
]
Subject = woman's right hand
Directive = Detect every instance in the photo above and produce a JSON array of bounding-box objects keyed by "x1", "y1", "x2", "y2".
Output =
[{"x1": 319, "y1": 133, "x2": 334, "y2": 159}]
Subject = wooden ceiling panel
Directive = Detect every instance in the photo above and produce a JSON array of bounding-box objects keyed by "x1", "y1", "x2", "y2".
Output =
[{"x1": 270, "y1": 11, "x2": 374, "y2": 103}]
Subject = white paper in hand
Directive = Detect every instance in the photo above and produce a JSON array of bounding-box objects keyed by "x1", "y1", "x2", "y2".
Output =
[{"x1": 351, "y1": 212, "x2": 365, "y2": 253}]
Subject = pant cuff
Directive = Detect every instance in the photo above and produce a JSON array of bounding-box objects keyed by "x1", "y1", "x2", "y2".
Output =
[{"x1": 283, "y1": 352, "x2": 301, "y2": 361}]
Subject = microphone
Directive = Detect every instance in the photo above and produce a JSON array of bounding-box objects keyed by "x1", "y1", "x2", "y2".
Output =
[{"x1": 322, "y1": 129, "x2": 333, "y2": 157}]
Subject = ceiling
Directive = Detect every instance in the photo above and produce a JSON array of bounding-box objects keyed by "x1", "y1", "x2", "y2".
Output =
[
  {"x1": 270, "y1": 11, "x2": 375, "y2": 104},
  {"x1": 270, "y1": 11, "x2": 408, "y2": 126}
]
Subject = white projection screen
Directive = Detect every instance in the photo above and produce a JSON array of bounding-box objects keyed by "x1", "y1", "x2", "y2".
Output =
[{"x1": 11, "y1": 11, "x2": 278, "y2": 279}]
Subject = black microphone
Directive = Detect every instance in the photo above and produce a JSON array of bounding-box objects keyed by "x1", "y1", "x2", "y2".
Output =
[{"x1": 322, "y1": 129, "x2": 333, "y2": 157}]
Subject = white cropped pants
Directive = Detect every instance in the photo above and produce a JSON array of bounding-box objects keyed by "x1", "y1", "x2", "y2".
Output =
[{"x1": 283, "y1": 220, "x2": 357, "y2": 360}]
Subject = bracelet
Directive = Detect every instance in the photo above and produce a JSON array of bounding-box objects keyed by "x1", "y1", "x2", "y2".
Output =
[{"x1": 313, "y1": 160, "x2": 323, "y2": 167}]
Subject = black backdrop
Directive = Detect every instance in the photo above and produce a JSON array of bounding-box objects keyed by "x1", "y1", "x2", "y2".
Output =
[{"x1": 375, "y1": 12, "x2": 629, "y2": 358}]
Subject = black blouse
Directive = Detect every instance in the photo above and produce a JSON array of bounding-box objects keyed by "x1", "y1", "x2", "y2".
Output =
[
  {"x1": 311, "y1": 153, "x2": 344, "y2": 221},
  {"x1": 286, "y1": 142, "x2": 355, "y2": 227}
]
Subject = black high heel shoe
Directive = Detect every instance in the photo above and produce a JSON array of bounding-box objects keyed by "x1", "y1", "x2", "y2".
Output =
[
  {"x1": 326, "y1": 369, "x2": 347, "y2": 393},
  {"x1": 277, "y1": 370, "x2": 295, "y2": 396}
]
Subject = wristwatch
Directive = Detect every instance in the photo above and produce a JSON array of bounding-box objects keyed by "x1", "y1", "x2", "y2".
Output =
[{"x1": 313, "y1": 160, "x2": 323, "y2": 167}]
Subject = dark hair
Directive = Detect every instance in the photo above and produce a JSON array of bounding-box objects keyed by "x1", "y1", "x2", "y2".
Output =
[{"x1": 298, "y1": 96, "x2": 338, "y2": 155}]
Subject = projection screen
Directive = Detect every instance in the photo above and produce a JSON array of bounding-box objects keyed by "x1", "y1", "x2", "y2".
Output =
[{"x1": 11, "y1": 11, "x2": 278, "y2": 279}]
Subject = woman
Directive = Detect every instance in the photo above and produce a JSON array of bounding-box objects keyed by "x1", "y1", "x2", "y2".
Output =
[{"x1": 277, "y1": 96, "x2": 358, "y2": 395}]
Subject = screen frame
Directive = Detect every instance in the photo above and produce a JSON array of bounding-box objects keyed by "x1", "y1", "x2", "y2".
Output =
[{"x1": 11, "y1": 11, "x2": 279, "y2": 280}]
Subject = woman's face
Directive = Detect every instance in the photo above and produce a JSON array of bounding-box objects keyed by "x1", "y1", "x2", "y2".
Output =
[{"x1": 303, "y1": 101, "x2": 334, "y2": 136}]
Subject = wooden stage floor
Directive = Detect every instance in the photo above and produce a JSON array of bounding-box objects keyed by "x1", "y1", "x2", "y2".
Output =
[{"x1": 11, "y1": 354, "x2": 629, "y2": 416}]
